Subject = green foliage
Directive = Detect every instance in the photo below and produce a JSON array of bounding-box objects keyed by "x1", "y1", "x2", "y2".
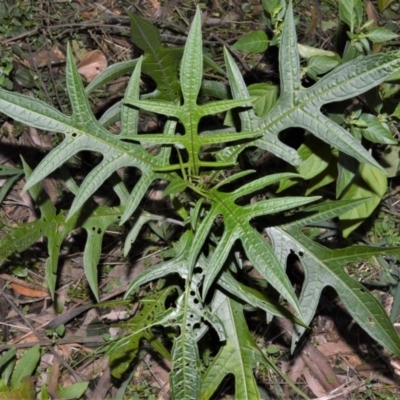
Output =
[
  {"x1": 232, "y1": 31, "x2": 269, "y2": 53},
  {"x1": 56, "y1": 383, "x2": 89, "y2": 400},
  {"x1": 0, "y1": 2, "x2": 400, "y2": 399},
  {"x1": 108, "y1": 286, "x2": 173, "y2": 379},
  {"x1": 0, "y1": 335, "x2": 86, "y2": 400},
  {"x1": 0, "y1": 160, "x2": 123, "y2": 300},
  {"x1": 0, "y1": 345, "x2": 39, "y2": 400},
  {"x1": 0, "y1": 1, "x2": 37, "y2": 89},
  {"x1": 339, "y1": 0, "x2": 363, "y2": 33},
  {"x1": 277, "y1": 0, "x2": 400, "y2": 236}
]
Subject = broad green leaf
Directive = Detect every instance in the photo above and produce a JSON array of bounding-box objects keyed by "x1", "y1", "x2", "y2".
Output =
[
  {"x1": 306, "y1": 159, "x2": 337, "y2": 195},
  {"x1": 11, "y1": 345, "x2": 40, "y2": 389},
  {"x1": 379, "y1": 145, "x2": 400, "y2": 177},
  {"x1": 358, "y1": 113, "x2": 396, "y2": 144},
  {"x1": 336, "y1": 151, "x2": 358, "y2": 197},
  {"x1": 306, "y1": 55, "x2": 340, "y2": 79},
  {"x1": 57, "y1": 382, "x2": 89, "y2": 400},
  {"x1": 297, "y1": 44, "x2": 337, "y2": 58},
  {"x1": 129, "y1": 12, "x2": 181, "y2": 102},
  {"x1": 364, "y1": 27, "x2": 399, "y2": 43},
  {"x1": 278, "y1": 136, "x2": 332, "y2": 192},
  {"x1": 261, "y1": 0, "x2": 285, "y2": 18},
  {"x1": 296, "y1": 138, "x2": 332, "y2": 178},
  {"x1": 0, "y1": 350, "x2": 15, "y2": 372},
  {"x1": 232, "y1": 31, "x2": 269, "y2": 53},
  {"x1": 339, "y1": 163, "x2": 387, "y2": 237},
  {"x1": 163, "y1": 179, "x2": 188, "y2": 198},
  {"x1": 0, "y1": 380, "x2": 9, "y2": 393},
  {"x1": 130, "y1": 11, "x2": 161, "y2": 51},
  {"x1": 247, "y1": 83, "x2": 278, "y2": 117},
  {"x1": 339, "y1": 0, "x2": 363, "y2": 32},
  {"x1": 393, "y1": 101, "x2": 400, "y2": 119},
  {"x1": 200, "y1": 80, "x2": 230, "y2": 99}
]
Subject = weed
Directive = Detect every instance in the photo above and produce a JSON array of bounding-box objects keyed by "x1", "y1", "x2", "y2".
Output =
[{"x1": 0, "y1": 1, "x2": 400, "y2": 399}]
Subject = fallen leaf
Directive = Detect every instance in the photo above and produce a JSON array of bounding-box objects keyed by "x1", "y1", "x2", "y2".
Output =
[
  {"x1": 366, "y1": 2, "x2": 378, "y2": 26},
  {"x1": 25, "y1": 46, "x2": 66, "y2": 68},
  {"x1": 10, "y1": 282, "x2": 48, "y2": 298},
  {"x1": 303, "y1": 368, "x2": 327, "y2": 398},
  {"x1": 0, "y1": 274, "x2": 49, "y2": 298},
  {"x1": 318, "y1": 341, "x2": 355, "y2": 357},
  {"x1": 77, "y1": 50, "x2": 107, "y2": 81}
]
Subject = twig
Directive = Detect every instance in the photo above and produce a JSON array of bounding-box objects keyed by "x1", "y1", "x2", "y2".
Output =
[
  {"x1": 209, "y1": 33, "x2": 251, "y2": 72},
  {"x1": 0, "y1": 334, "x2": 106, "y2": 352},
  {"x1": 2, "y1": 24, "x2": 219, "y2": 47},
  {"x1": 1, "y1": 292, "x2": 84, "y2": 383},
  {"x1": 2, "y1": 23, "x2": 129, "y2": 45}
]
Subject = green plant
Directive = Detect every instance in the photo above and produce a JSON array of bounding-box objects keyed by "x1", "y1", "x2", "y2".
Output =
[
  {"x1": 0, "y1": 344, "x2": 87, "y2": 400},
  {"x1": 274, "y1": 0, "x2": 400, "y2": 237},
  {"x1": 0, "y1": 345, "x2": 39, "y2": 400},
  {"x1": 1, "y1": 2, "x2": 400, "y2": 399},
  {"x1": 0, "y1": 1, "x2": 37, "y2": 90}
]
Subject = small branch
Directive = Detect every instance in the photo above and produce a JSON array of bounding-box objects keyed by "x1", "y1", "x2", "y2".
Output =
[
  {"x1": 209, "y1": 33, "x2": 251, "y2": 72},
  {"x1": 1, "y1": 293, "x2": 85, "y2": 383}
]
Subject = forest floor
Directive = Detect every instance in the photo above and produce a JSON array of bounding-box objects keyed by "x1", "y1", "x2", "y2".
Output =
[{"x1": 1, "y1": 0, "x2": 400, "y2": 399}]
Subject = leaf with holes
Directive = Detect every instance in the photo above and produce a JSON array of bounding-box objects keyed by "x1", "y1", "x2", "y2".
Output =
[{"x1": 109, "y1": 286, "x2": 174, "y2": 379}]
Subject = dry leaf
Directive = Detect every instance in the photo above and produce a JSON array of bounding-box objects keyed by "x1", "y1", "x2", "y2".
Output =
[
  {"x1": 10, "y1": 282, "x2": 48, "y2": 298},
  {"x1": 318, "y1": 341, "x2": 355, "y2": 357},
  {"x1": 0, "y1": 274, "x2": 49, "y2": 298},
  {"x1": 80, "y1": 5, "x2": 99, "y2": 20},
  {"x1": 303, "y1": 368, "x2": 327, "y2": 398},
  {"x1": 77, "y1": 50, "x2": 107, "y2": 81},
  {"x1": 283, "y1": 355, "x2": 305, "y2": 383},
  {"x1": 366, "y1": 2, "x2": 378, "y2": 27},
  {"x1": 25, "y1": 45, "x2": 66, "y2": 68}
]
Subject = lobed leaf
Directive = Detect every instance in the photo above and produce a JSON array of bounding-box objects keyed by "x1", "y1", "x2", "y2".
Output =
[
  {"x1": 266, "y1": 199, "x2": 400, "y2": 355},
  {"x1": 224, "y1": 2, "x2": 400, "y2": 171}
]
